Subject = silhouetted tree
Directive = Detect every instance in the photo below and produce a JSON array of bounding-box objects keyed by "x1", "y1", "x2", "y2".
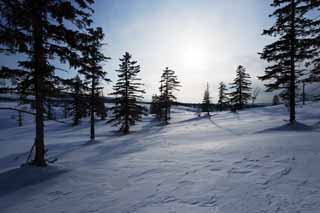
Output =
[
  {"x1": 217, "y1": 82, "x2": 228, "y2": 111},
  {"x1": 201, "y1": 83, "x2": 212, "y2": 115},
  {"x1": 272, "y1": 95, "x2": 281, "y2": 105},
  {"x1": 230, "y1": 65, "x2": 252, "y2": 110},
  {"x1": 259, "y1": 0, "x2": 315, "y2": 124},
  {"x1": 307, "y1": 1, "x2": 320, "y2": 81},
  {"x1": 150, "y1": 94, "x2": 161, "y2": 117},
  {"x1": 0, "y1": 0, "x2": 95, "y2": 166},
  {"x1": 64, "y1": 75, "x2": 88, "y2": 126},
  {"x1": 96, "y1": 92, "x2": 107, "y2": 120},
  {"x1": 78, "y1": 27, "x2": 110, "y2": 140},
  {"x1": 159, "y1": 67, "x2": 181, "y2": 124},
  {"x1": 108, "y1": 52, "x2": 145, "y2": 134}
]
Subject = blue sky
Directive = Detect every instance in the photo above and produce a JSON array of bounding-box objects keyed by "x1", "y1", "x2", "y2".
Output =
[
  {"x1": 92, "y1": 0, "x2": 274, "y2": 103},
  {"x1": 0, "y1": 0, "x2": 275, "y2": 103}
]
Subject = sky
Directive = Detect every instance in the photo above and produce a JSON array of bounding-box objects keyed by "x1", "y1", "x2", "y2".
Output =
[
  {"x1": 92, "y1": 0, "x2": 275, "y2": 103},
  {"x1": 0, "y1": 0, "x2": 276, "y2": 103}
]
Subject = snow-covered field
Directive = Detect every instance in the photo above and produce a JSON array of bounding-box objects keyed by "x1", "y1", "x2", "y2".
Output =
[{"x1": 1, "y1": 102, "x2": 320, "y2": 213}]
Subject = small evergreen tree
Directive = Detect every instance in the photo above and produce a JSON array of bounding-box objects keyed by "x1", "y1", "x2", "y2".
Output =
[
  {"x1": 217, "y1": 82, "x2": 228, "y2": 111},
  {"x1": 201, "y1": 83, "x2": 212, "y2": 115},
  {"x1": 159, "y1": 67, "x2": 181, "y2": 124},
  {"x1": 307, "y1": 2, "x2": 320, "y2": 81},
  {"x1": 96, "y1": 92, "x2": 107, "y2": 120},
  {"x1": 150, "y1": 94, "x2": 161, "y2": 116},
  {"x1": 108, "y1": 52, "x2": 146, "y2": 134},
  {"x1": 229, "y1": 65, "x2": 252, "y2": 110},
  {"x1": 64, "y1": 75, "x2": 88, "y2": 126},
  {"x1": 272, "y1": 95, "x2": 281, "y2": 105}
]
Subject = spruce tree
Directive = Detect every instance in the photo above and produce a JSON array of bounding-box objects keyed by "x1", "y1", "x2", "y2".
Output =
[
  {"x1": 64, "y1": 75, "x2": 88, "y2": 126},
  {"x1": 217, "y1": 82, "x2": 228, "y2": 111},
  {"x1": 78, "y1": 27, "x2": 110, "y2": 140},
  {"x1": 272, "y1": 95, "x2": 281, "y2": 105},
  {"x1": 108, "y1": 52, "x2": 145, "y2": 134},
  {"x1": 201, "y1": 83, "x2": 212, "y2": 115},
  {"x1": 150, "y1": 94, "x2": 161, "y2": 116},
  {"x1": 96, "y1": 92, "x2": 107, "y2": 120},
  {"x1": 308, "y1": 2, "x2": 320, "y2": 81},
  {"x1": 159, "y1": 67, "x2": 181, "y2": 123},
  {"x1": 230, "y1": 65, "x2": 252, "y2": 110},
  {"x1": 0, "y1": 0, "x2": 94, "y2": 166},
  {"x1": 259, "y1": 0, "x2": 315, "y2": 124}
]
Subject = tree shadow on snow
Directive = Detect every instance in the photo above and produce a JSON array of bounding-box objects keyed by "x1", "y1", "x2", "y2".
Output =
[
  {"x1": 256, "y1": 121, "x2": 314, "y2": 134},
  {"x1": 174, "y1": 114, "x2": 213, "y2": 124},
  {"x1": 0, "y1": 165, "x2": 68, "y2": 196}
]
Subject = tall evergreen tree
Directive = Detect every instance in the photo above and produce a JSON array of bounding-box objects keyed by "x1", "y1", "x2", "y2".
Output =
[
  {"x1": 0, "y1": 0, "x2": 94, "y2": 166},
  {"x1": 230, "y1": 65, "x2": 252, "y2": 110},
  {"x1": 308, "y1": 1, "x2": 320, "y2": 81},
  {"x1": 78, "y1": 27, "x2": 110, "y2": 141},
  {"x1": 217, "y1": 82, "x2": 228, "y2": 111},
  {"x1": 201, "y1": 83, "x2": 212, "y2": 115},
  {"x1": 108, "y1": 52, "x2": 145, "y2": 134},
  {"x1": 159, "y1": 67, "x2": 181, "y2": 124},
  {"x1": 258, "y1": 0, "x2": 315, "y2": 124}
]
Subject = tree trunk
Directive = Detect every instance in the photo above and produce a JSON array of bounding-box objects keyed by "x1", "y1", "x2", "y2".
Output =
[
  {"x1": 90, "y1": 77, "x2": 95, "y2": 140},
  {"x1": 32, "y1": 0, "x2": 46, "y2": 166},
  {"x1": 289, "y1": 0, "x2": 296, "y2": 124},
  {"x1": 302, "y1": 81, "x2": 306, "y2": 105},
  {"x1": 124, "y1": 68, "x2": 129, "y2": 134},
  {"x1": 239, "y1": 77, "x2": 243, "y2": 110}
]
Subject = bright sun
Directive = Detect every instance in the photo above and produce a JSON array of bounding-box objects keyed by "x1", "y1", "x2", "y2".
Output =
[{"x1": 179, "y1": 42, "x2": 210, "y2": 70}]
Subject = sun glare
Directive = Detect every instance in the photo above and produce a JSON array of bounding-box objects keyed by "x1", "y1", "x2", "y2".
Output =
[{"x1": 178, "y1": 39, "x2": 210, "y2": 70}]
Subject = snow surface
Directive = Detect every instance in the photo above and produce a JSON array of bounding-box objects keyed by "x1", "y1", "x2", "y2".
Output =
[{"x1": 1, "y1": 102, "x2": 320, "y2": 212}]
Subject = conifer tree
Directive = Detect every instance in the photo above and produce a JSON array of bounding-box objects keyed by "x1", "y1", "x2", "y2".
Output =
[
  {"x1": 159, "y1": 67, "x2": 181, "y2": 123},
  {"x1": 201, "y1": 83, "x2": 212, "y2": 115},
  {"x1": 150, "y1": 94, "x2": 161, "y2": 116},
  {"x1": 108, "y1": 52, "x2": 145, "y2": 134},
  {"x1": 78, "y1": 27, "x2": 110, "y2": 140},
  {"x1": 308, "y1": 2, "x2": 320, "y2": 80},
  {"x1": 64, "y1": 75, "x2": 88, "y2": 126},
  {"x1": 158, "y1": 83, "x2": 165, "y2": 120},
  {"x1": 0, "y1": 0, "x2": 94, "y2": 166},
  {"x1": 217, "y1": 82, "x2": 228, "y2": 111},
  {"x1": 96, "y1": 92, "x2": 107, "y2": 120},
  {"x1": 230, "y1": 65, "x2": 252, "y2": 110},
  {"x1": 272, "y1": 95, "x2": 281, "y2": 105},
  {"x1": 259, "y1": 0, "x2": 315, "y2": 124}
]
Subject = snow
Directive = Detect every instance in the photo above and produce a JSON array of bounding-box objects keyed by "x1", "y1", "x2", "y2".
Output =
[{"x1": 1, "y1": 101, "x2": 320, "y2": 212}]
